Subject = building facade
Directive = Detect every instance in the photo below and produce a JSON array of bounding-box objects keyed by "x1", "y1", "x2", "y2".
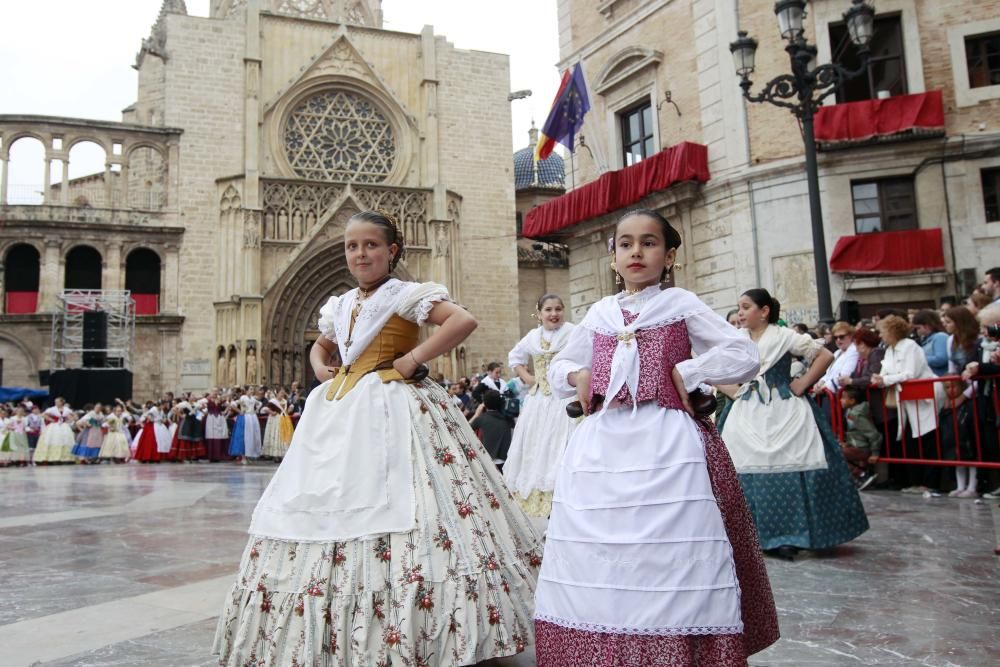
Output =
[
  {"x1": 531, "y1": 0, "x2": 1000, "y2": 324},
  {"x1": 0, "y1": 0, "x2": 521, "y2": 394}
]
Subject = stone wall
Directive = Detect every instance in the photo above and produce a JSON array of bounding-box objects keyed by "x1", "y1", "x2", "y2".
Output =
[
  {"x1": 156, "y1": 13, "x2": 245, "y2": 390},
  {"x1": 436, "y1": 41, "x2": 520, "y2": 373}
]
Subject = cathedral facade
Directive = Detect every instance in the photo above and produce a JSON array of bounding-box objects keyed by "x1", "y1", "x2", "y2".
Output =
[{"x1": 0, "y1": 0, "x2": 520, "y2": 396}]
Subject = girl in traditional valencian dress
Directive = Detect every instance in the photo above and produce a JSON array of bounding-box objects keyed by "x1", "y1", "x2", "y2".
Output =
[
  {"x1": 154, "y1": 401, "x2": 173, "y2": 457},
  {"x1": 203, "y1": 392, "x2": 230, "y2": 462},
  {"x1": 503, "y1": 294, "x2": 577, "y2": 517},
  {"x1": 34, "y1": 398, "x2": 77, "y2": 464},
  {"x1": 228, "y1": 391, "x2": 262, "y2": 462},
  {"x1": 133, "y1": 402, "x2": 162, "y2": 463},
  {"x1": 1, "y1": 405, "x2": 32, "y2": 466},
  {"x1": 99, "y1": 405, "x2": 132, "y2": 462},
  {"x1": 534, "y1": 210, "x2": 778, "y2": 667},
  {"x1": 72, "y1": 404, "x2": 105, "y2": 462},
  {"x1": 214, "y1": 210, "x2": 541, "y2": 666},
  {"x1": 717, "y1": 289, "x2": 869, "y2": 560},
  {"x1": 261, "y1": 389, "x2": 294, "y2": 461}
]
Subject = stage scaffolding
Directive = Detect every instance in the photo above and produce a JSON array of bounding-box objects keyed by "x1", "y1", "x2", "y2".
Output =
[{"x1": 51, "y1": 290, "x2": 136, "y2": 369}]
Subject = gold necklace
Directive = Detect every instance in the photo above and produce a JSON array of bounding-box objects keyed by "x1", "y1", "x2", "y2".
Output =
[{"x1": 625, "y1": 284, "x2": 653, "y2": 295}]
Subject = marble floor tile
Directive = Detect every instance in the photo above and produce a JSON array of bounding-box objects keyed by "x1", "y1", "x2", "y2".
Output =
[{"x1": 0, "y1": 463, "x2": 995, "y2": 666}]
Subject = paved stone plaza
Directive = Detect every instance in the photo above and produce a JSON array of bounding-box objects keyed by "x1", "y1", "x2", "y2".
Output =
[{"x1": 0, "y1": 463, "x2": 997, "y2": 666}]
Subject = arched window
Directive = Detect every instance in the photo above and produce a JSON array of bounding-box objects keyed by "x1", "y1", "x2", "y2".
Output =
[
  {"x1": 125, "y1": 248, "x2": 161, "y2": 315},
  {"x1": 4, "y1": 244, "x2": 40, "y2": 313},
  {"x1": 65, "y1": 246, "x2": 102, "y2": 290}
]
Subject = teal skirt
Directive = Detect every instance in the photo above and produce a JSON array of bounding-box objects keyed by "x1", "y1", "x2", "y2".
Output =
[{"x1": 719, "y1": 397, "x2": 869, "y2": 551}]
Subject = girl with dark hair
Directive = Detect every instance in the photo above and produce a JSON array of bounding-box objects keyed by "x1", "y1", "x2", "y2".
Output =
[
  {"x1": 911, "y1": 309, "x2": 949, "y2": 376},
  {"x1": 718, "y1": 289, "x2": 868, "y2": 559},
  {"x1": 534, "y1": 210, "x2": 778, "y2": 666},
  {"x1": 504, "y1": 293, "x2": 577, "y2": 517},
  {"x1": 215, "y1": 210, "x2": 540, "y2": 667}
]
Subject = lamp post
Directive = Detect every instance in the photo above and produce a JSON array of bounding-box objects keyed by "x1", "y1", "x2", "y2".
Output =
[{"x1": 730, "y1": 0, "x2": 875, "y2": 323}]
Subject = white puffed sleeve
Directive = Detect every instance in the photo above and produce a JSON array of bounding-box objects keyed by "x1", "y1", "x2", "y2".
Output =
[
  {"x1": 396, "y1": 282, "x2": 452, "y2": 325},
  {"x1": 674, "y1": 310, "x2": 760, "y2": 392},
  {"x1": 508, "y1": 330, "x2": 535, "y2": 370},
  {"x1": 317, "y1": 295, "x2": 339, "y2": 342},
  {"x1": 788, "y1": 329, "x2": 824, "y2": 362},
  {"x1": 547, "y1": 324, "x2": 594, "y2": 399}
]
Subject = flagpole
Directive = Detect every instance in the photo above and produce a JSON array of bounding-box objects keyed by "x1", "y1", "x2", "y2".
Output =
[{"x1": 573, "y1": 60, "x2": 608, "y2": 174}]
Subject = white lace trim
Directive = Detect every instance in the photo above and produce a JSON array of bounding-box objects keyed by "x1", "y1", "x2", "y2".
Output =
[
  {"x1": 582, "y1": 310, "x2": 706, "y2": 336},
  {"x1": 412, "y1": 293, "x2": 451, "y2": 326},
  {"x1": 534, "y1": 614, "x2": 743, "y2": 636}
]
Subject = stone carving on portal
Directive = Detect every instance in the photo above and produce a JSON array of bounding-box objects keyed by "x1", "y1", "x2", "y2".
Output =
[
  {"x1": 217, "y1": 347, "x2": 228, "y2": 386},
  {"x1": 243, "y1": 211, "x2": 261, "y2": 248},
  {"x1": 227, "y1": 347, "x2": 238, "y2": 386},
  {"x1": 246, "y1": 347, "x2": 258, "y2": 384}
]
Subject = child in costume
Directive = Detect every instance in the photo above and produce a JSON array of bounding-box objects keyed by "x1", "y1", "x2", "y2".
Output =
[
  {"x1": 503, "y1": 293, "x2": 577, "y2": 517},
  {"x1": 534, "y1": 210, "x2": 778, "y2": 667},
  {"x1": 214, "y1": 210, "x2": 541, "y2": 666},
  {"x1": 718, "y1": 289, "x2": 869, "y2": 559}
]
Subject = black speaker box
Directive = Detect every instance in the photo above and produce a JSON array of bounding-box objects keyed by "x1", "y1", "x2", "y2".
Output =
[{"x1": 82, "y1": 310, "x2": 108, "y2": 368}]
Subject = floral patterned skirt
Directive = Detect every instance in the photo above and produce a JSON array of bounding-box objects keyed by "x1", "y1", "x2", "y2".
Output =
[{"x1": 213, "y1": 380, "x2": 543, "y2": 667}]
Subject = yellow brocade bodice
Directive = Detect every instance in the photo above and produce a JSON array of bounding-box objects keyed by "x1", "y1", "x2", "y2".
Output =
[
  {"x1": 528, "y1": 336, "x2": 556, "y2": 397},
  {"x1": 326, "y1": 314, "x2": 419, "y2": 400}
]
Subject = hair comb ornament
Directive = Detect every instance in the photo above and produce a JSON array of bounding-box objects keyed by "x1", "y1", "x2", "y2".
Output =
[{"x1": 607, "y1": 237, "x2": 615, "y2": 254}]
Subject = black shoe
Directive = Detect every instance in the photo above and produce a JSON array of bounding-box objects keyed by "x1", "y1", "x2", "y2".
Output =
[{"x1": 765, "y1": 546, "x2": 799, "y2": 561}]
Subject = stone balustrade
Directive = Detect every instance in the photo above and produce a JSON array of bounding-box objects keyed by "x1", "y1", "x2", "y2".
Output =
[{"x1": 0, "y1": 115, "x2": 182, "y2": 210}]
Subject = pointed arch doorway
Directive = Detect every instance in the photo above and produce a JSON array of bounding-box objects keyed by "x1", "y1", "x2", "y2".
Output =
[{"x1": 263, "y1": 205, "x2": 414, "y2": 389}]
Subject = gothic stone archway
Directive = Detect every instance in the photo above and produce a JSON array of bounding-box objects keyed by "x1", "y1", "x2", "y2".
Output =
[{"x1": 263, "y1": 212, "x2": 414, "y2": 388}]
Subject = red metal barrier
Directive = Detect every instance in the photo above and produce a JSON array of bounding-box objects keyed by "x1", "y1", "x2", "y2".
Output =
[{"x1": 829, "y1": 374, "x2": 1000, "y2": 469}]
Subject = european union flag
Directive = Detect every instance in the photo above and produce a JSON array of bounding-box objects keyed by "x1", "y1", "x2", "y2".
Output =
[{"x1": 535, "y1": 63, "x2": 591, "y2": 161}]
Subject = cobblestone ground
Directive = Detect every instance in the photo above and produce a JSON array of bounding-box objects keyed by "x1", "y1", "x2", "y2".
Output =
[{"x1": 0, "y1": 463, "x2": 997, "y2": 666}]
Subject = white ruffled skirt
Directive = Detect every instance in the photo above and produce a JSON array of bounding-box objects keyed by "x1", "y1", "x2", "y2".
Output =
[{"x1": 503, "y1": 390, "x2": 576, "y2": 516}]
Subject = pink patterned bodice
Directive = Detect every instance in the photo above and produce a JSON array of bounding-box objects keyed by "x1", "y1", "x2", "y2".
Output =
[{"x1": 590, "y1": 310, "x2": 691, "y2": 411}]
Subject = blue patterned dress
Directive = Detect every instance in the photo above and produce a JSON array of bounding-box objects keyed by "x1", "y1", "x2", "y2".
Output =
[{"x1": 719, "y1": 351, "x2": 869, "y2": 550}]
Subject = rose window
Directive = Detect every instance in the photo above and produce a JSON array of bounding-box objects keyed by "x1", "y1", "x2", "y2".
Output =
[{"x1": 283, "y1": 90, "x2": 397, "y2": 183}]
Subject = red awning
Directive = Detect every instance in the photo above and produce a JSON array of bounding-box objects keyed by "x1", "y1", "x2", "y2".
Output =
[
  {"x1": 523, "y1": 142, "x2": 710, "y2": 238},
  {"x1": 829, "y1": 228, "x2": 945, "y2": 275},
  {"x1": 132, "y1": 293, "x2": 160, "y2": 315},
  {"x1": 814, "y1": 91, "x2": 945, "y2": 145},
  {"x1": 5, "y1": 292, "x2": 38, "y2": 314}
]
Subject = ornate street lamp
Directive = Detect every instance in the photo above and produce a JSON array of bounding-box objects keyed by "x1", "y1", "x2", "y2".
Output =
[{"x1": 730, "y1": 0, "x2": 876, "y2": 323}]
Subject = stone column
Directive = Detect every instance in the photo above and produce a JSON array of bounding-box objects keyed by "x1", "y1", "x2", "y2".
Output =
[
  {"x1": 0, "y1": 150, "x2": 8, "y2": 206},
  {"x1": 60, "y1": 160, "x2": 70, "y2": 205},
  {"x1": 105, "y1": 242, "x2": 123, "y2": 292},
  {"x1": 103, "y1": 163, "x2": 113, "y2": 208},
  {"x1": 39, "y1": 240, "x2": 62, "y2": 311},
  {"x1": 42, "y1": 156, "x2": 51, "y2": 205},
  {"x1": 120, "y1": 161, "x2": 130, "y2": 209},
  {"x1": 163, "y1": 243, "x2": 180, "y2": 312},
  {"x1": 420, "y1": 26, "x2": 441, "y2": 188}
]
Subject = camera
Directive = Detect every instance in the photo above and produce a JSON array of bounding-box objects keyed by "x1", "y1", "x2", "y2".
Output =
[{"x1": 986, "y1": 324, "x2": 1000, "y2": 340}]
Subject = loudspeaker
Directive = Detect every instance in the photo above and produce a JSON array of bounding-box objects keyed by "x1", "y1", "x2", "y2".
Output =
[
  {"x1": 38, "y1": 369, "x2": 51, "y2": 386},
  {"x1": 82, "y1": 310, "x2": 108, "y2": 368},
  {"x1": 838, "y1": 300, "x2": 861, "y2": 325}
]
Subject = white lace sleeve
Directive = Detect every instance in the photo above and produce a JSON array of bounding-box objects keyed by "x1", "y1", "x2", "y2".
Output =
[
  {"x1": 548, "y1": 324, "x2": 594, "y2": 399},
  {"x1": 674, "y1": 310, "x2": 760, "y2": 392},
  {"x1": 396, "y1": 282, "x2": 452, "y2": 325},
  {"x1": 317, "y1": 295, "x2": 339, "y2": 342}
]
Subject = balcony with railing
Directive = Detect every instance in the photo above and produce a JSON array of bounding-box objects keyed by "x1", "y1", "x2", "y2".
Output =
[{"x1": 0, "y1": 115, "x2": 182, "y2": 221}]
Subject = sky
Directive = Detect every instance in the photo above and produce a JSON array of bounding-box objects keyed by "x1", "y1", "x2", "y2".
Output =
[{"x1": 0, "y1": 0, "x2": 561, "y2": 194}]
